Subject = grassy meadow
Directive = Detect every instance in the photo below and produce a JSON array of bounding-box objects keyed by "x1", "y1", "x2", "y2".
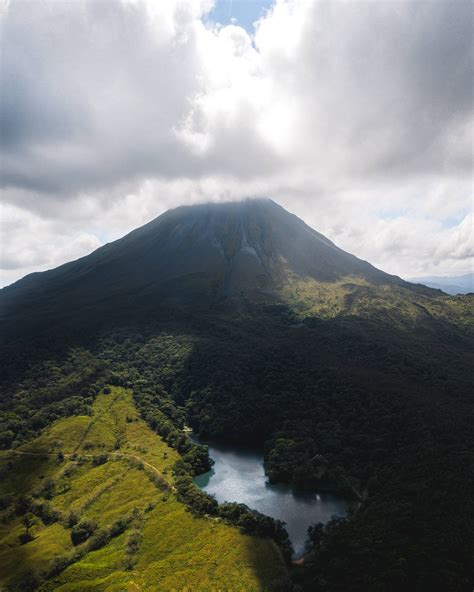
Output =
[{"x1": 0, "y1": 388, "x2": 287, "y2": 591}]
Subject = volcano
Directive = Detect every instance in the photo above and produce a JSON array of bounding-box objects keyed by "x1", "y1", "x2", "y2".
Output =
[{"x1": 1, "y1": 199, "x2": 419, "y2": 338}]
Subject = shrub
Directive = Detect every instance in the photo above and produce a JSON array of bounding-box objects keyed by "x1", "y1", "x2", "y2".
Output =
[
  {"x1": 66, "y1": 510, "x2": 79, "y2": 528},
  {"x1": 0, "y1": 493, "x2": 13, "y2": 511},
  {"x1": 92, "y1": 453, "x2": 109, "y2": 466},
  {"x1": 18, "y1": 570, "x2": 41, "y2": 591},
  {"x1": 18, "y1": 531, "x2": 34, "y2": 545},
  {"x1": 48, "y1": 555, "x2": 72, "y2": 577},
  {"x1": 71, "y1": 519, "x2": 97, "y2": 545},
  {"x1": 14, "y1": 494, "x2": 32, "y2": 515},
  {"x1": 174, "y1": 475, "x2": 218, "y2": 516},
  {"x1": 30, "y1": 500, "x2": 61, "y2": 524},
  {"x1": 124, "y1": 528, "x2": 143, "y2": 570}
]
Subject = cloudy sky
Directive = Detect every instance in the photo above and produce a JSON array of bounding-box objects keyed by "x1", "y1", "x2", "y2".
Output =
[{"x1": 1, "y1": 0, "x2": 472, "y2": 287}]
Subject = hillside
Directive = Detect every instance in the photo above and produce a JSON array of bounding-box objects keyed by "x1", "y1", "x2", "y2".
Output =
[
  {"x1": 0, "y1": 388, "x2": 288, "y2": 591},
  {"x1": 0, "y1": 200, "x2": 473, "y2": 591}
]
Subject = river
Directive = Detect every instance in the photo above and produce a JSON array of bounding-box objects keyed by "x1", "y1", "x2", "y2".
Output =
[{"x1": 193, "y1": 439, "x2": 347, "y2": 558}]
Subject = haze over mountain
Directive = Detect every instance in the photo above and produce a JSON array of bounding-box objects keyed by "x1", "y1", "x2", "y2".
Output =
[{"x1": 408, "y1": 272, "x2": 473, "y2": 295}]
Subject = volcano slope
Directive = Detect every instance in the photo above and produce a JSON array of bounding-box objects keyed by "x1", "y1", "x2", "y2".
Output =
[{"x1": 1, "y1": 199, "x2": 473, "y2": 591}]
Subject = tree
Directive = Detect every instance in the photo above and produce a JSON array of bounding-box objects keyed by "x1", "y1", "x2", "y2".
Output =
[{"x1": 19, "y1": 513, "x2": 37, "y2": 543}]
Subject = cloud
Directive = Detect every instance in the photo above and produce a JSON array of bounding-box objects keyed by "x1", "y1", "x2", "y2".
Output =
[
  {"x1": 0, "y1": 203, "x2": 102, "y2": 286},
  {"x1": 1, "y1": 0, "x2": 472, "y2": 286}
]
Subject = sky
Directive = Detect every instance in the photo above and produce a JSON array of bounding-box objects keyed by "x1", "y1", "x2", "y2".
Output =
[{"x1": 0, "y1": 0, "x2": 472, "y2": 287}]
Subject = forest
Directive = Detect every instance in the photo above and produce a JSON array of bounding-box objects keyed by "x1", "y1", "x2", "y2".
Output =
[{"x1": 1, "y1": 290, "x2": 473, "y2": 591}]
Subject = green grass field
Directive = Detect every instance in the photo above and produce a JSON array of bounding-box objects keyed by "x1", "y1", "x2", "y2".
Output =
[
  {"x1": 0, "y1": 388, "x2": 287, "y2": 591},
  {"x1": 280, "y1": 273, "x2": 474, "y2": 326}
]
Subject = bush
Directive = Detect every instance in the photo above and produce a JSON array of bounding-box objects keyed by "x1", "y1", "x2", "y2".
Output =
[
  {"x1": 30, "y1": 500, "x2": 61, "y2": 525},
  {"x1": 40, "y1": 478, "x2": 55, "y2": 499},
  {"x1": 71, "y1": 519, "x2": 97, "y2": 545},
  {"x1": 217, "y1": 502, "x2": 293, "y2": 559},
  {"x1": 66, "y1": 510, "x2": 79, "y2": 528},
  {"x1": 14, "y1": 494, "x2": 32, "y2": 515},
  {"x1": 18, "y1": 570, "x2": 41, "y2": 591},
  {"x1": 92, "y1": 453, "x2": 109, "y2": 466},
  {"x1": 0, "y1": 493, "x2": 13, "y2": 511},
  {"x1": 18, "y1": 531, "x2": 34, "y2": 545},
  {"x1": 48, "y1": 555, "x2": 71, "y2": 577},
  {"x1": 174, "y1": 475, "x2": 218, "y2": 516},
  {"x1": 85, "y1": 528, "x2": 110, "y2": 551}
]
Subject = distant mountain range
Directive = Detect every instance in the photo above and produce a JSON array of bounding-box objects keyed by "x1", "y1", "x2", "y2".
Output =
[{"x1": 408, "y1": 272, "x2": 473, "y2": 295}]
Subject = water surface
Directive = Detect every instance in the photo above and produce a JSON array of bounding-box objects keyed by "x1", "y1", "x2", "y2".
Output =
[{"x1": 194, "y1": 440, "x2": 347, "y2": 557}]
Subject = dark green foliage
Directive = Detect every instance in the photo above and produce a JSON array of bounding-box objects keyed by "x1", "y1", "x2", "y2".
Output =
[
  {"x1": 0, "y1": 349, "x2": 105, "y2": 448},
  {"x1": 39, "y1": 478, "x2": 55, "y2": 499},
  {"x1": 0, "y1": 493, "x2": 13, "y2": 511},
  {"x1": 29, "y1": 499, "x2": 62, "y2": 525},
  {"x1": 13, "y1": 494, "x2": 62, "y2": 527},
  {"x1": 17, "y1": 570, "x2": 41, "y2": 592},
  {"x1": 20, "y1": 513, "x2": 37, "y2": 543},
  {"x1": 14, "y1": 494, "x2": 33, "y2": 516},
  {"x1": 66, "y1": 510, "x2": 79, "y2": 528},
  {"x1": 297, "y1": 449, "x2": 474, "y2": 592},
  {"x1": 174, "y1": 474, "x2": 218, "y2": 516},
  {"x1": 218, "y1": 502, "x2": 293, "y2": 560},
  {"x1": 48, "y1": 555, "x2": 72, "y2": 578},
  {"x1": 92, "y1": 454, "x2": 109, "y2": 466},
  {"x1": 2, "y1": 307, "x2": 472, "y2": 589},
  {"x1": 1, "y1": 278, "x2": 472, "y2": 590},
  {"x1": 182, "y1": 444, "x2": 212, "y2": 475},
  {"x1": 124, "y1": 529, "x2": 143, "y2": 570},
  {"x1": 71, "y1": 518, "x2": 97, "y2": 545}
]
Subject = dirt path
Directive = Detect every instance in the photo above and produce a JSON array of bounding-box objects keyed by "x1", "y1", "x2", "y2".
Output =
[
  {"x1": 3, "y1": 390, "x2": 173, "y2": 489},
  {"x1": 4, "y1": 449, "x2": 166, "y2": 481}
]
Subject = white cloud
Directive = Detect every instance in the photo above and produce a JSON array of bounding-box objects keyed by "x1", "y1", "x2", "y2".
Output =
[
  {"x1": 0, "y1": 203, "x2": 102, "y2": 285},
  {"x1": 0, "y1": 0, "x2": 472, "y2": 286}
]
